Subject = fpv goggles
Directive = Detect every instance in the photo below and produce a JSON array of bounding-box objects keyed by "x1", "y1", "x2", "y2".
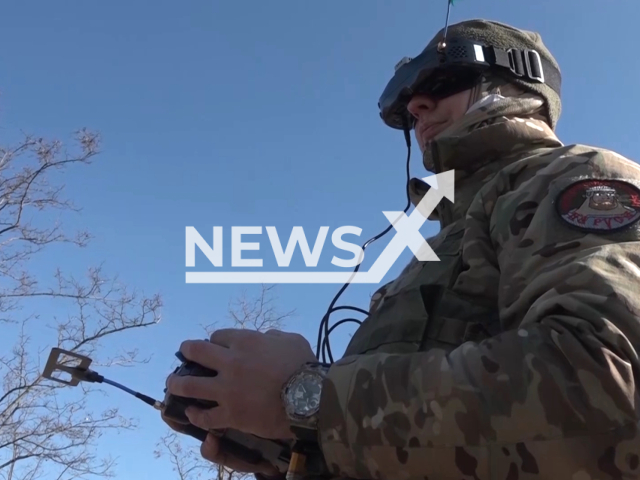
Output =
[{"x1": 378, "y1": 36, "x2": 561, "y2": 130}]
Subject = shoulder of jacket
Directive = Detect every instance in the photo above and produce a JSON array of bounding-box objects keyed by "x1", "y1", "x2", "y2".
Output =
[
  {"x1": 485, "y1": 144, "x2": 640, "y2": 195},
  {"x1": 538, "y1": 143, "x2": 639, "y2": 174}
]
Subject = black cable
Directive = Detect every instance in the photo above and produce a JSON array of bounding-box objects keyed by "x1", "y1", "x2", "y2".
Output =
[
  {"x1": 326, "y1": 305, "x2": 370, "y2": 317},
  {"x1": 321, "y1": 318, "x2": 363, "y2": 360},
  {"x1": 82, "y1": 370, "x2": 163, "y2": 409},
  {"x1": 316, "y1": 125, "x2": 413, "y2": 363},
  {"x1": 318, "y1": 307, "x2": 369, "y2": 362}
]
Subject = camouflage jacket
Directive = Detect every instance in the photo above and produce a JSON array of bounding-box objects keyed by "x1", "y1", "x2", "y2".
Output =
[{"x1": 316, "y1": 95, "x2": 640, "y2": 479}]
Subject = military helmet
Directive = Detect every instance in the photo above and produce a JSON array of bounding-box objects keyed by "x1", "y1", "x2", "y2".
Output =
[
  {"x1": 425, "y1": 19, "x2": 562, "y2": 129},
  {"x1": 378, "y1": 19, "x2": 562, "y2": 130}
]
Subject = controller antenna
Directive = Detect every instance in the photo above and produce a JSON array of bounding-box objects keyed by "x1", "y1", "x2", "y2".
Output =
[{"x1": 42, "y1": 347, "x2": 164, "y2": 411}]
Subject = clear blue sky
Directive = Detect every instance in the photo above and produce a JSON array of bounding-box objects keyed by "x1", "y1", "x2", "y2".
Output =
[{"x1": 1, "y1": 1, "x2": 638, "y2": 479}]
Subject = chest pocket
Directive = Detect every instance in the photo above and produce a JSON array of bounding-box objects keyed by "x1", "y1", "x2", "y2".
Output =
[
  {"x1": 418, "y1": 243, "x2": 502, "y2": 353},
  {"x1": 419, "y1": 286, "x2": 502, "y2": 353},
  {"x1": 343, "y1": 222, "x2": 466, "y2": 357}
]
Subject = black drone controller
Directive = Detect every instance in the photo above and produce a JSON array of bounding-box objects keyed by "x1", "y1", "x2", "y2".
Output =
[{"x1": 162, "y1": 351, "x2": 292, "y2": 474}]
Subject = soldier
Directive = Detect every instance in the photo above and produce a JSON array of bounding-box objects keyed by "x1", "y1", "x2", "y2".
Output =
[{"x1": 164, "y1": 19, "x2": 640, "y2": 479}]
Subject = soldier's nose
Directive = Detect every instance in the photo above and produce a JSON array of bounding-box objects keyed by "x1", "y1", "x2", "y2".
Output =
[{"x1": 407, "y1": 94, "x2": 437, "y2": 120}]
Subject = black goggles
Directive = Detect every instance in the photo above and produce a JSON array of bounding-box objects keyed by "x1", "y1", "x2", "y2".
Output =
[{"x1": 378, "y1": 37, "x2": 561, "y2": 130}]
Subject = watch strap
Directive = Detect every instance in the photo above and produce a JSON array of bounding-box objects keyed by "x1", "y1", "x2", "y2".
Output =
[{"x1": 290, "y1": 425, "x2": 319, "y2": 443}]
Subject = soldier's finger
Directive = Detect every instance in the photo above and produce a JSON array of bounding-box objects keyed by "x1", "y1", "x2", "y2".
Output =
[
  {"x1": 179, "y1": 339, "x2": 231, "y2": 371},
  {"x1": 165, "y1": 373, "x2": 223, "y2": 401},
  {"x1": 201, "y1": 434, "x2": 279, "y2": 476},
  {"x1": 209, "y1": 328, "x2": 239, "y2": 347},
  {"x1": 160, "y1": 411, "x2": 190, "y2": 434},
  {"x1": 185, "y1": 404, "x2": 230, "y2": 431},
  {"x1": 264, "y1": 329, "x2": 284, "y2": 336}
]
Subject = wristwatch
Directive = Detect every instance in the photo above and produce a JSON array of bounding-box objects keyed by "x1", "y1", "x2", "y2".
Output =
[{"x1": 281, "y1": 362, "x2": 330, "y2": 443}]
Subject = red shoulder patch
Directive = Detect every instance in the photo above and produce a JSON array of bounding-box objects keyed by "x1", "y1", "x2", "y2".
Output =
[{"x1": 555, "y1": 179, "x2": 640, "y2": 233}]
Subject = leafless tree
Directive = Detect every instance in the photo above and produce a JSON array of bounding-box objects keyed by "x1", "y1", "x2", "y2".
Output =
[
  {"x1": 154, "y1": 432, "x2": 209, "y2": 480},
  {"x1": 0, "y1": 130, "x2": 163, "y2": 480},
  {"x1": 154, "y1": 284, "x2": 295, "y2": 480}
]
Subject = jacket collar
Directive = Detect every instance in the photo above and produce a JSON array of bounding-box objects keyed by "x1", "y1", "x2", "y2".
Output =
[{"x1": 409, "y1": 113, "x2": 563, "y2": 228}]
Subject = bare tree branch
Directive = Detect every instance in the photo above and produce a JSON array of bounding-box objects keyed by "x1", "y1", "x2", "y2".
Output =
[
  {"x1": 0, "y1": 129, "x2": 163, "y2": 480},
  {"x1": 154, "y1": 432, "x2": 209, "y2": 480},
  {"x1": 155, "y1": 284, "x2": 294, "y2": 480}
]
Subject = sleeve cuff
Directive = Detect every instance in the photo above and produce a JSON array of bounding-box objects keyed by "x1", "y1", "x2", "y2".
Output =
[{"x1": 316, "y1": 356, "x2": 361, "y2": 477}]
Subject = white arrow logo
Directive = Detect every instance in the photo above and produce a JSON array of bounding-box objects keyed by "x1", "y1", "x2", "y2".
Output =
[{"x1": 186, "y1": 170, "x2": 455, "y2": 284}]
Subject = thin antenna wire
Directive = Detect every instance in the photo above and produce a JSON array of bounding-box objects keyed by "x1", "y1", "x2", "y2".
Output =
[
  {"x1": 102, "y1": 378, "x2": 137, "y2": 396},
  {"x1": 101, "y1": 377, "x2": 164, "y2": 410},
  {"x1": 438, "y1": 0, "x2": 453, "y2": 51},
  {"x1": 443, "y1": 0, "x2": 452, "y2": 39}
]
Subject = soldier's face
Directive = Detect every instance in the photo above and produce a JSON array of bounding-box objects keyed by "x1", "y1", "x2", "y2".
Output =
[{"x1": 407, "y1": 89, "x2": 472, "y2": 152}]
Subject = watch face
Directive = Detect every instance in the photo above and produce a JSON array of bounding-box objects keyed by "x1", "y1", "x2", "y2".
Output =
[{"x1": 286, "y1": 372, "x2": 322, "y2": 417}]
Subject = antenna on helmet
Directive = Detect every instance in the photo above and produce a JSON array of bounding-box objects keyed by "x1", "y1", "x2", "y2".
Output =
[{"x1": 438, "y1": 0, "x2": 455, "y2": 52}]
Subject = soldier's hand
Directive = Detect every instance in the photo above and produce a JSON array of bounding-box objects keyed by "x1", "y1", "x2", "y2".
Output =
[
  {"x1": 165, "y1": 328, "x2": 317, "y2": 440},
  {"x1": 160, "y1": 410, "x2": 191, "y2": 435},
  {"x1": 200, "y1": 433, "x2": 281, "y2": 476},
  {"x1": 161, "y1": 411, "x2": 280, "y2": 476}
]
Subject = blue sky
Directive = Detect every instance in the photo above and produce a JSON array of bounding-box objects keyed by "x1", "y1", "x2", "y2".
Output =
[{"x1": 1, "y1": 0, "x2": 639, "y2": 479}]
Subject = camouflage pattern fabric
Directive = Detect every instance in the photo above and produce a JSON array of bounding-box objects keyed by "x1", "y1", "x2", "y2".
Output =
[{"x1": 316, "y1": 79, "x2": 640, "y2": 479}]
